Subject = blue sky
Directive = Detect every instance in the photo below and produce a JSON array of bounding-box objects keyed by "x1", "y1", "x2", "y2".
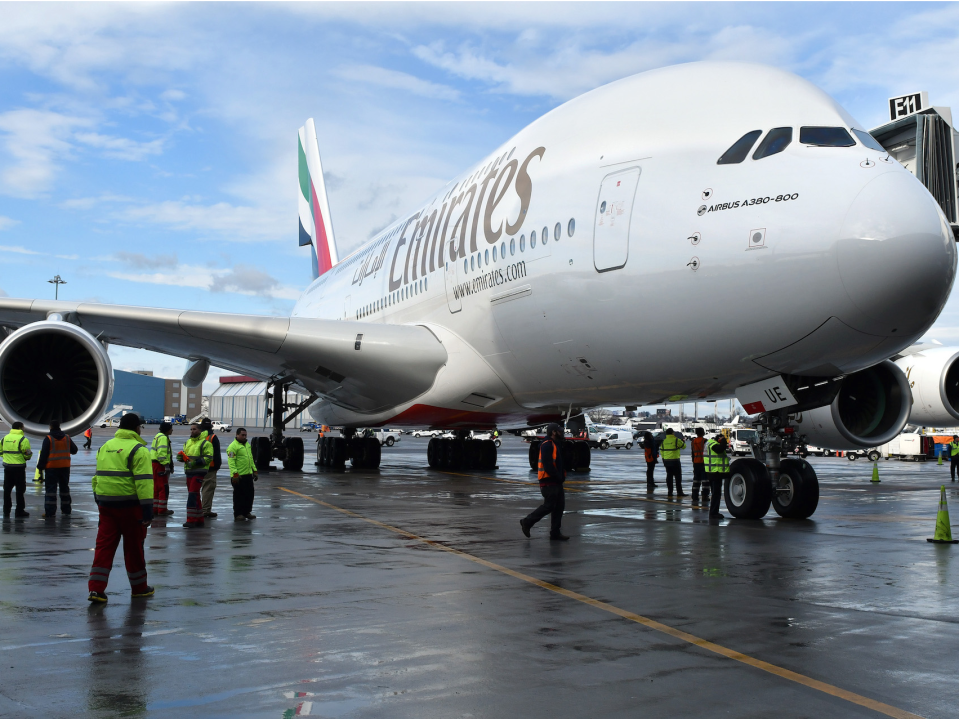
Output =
[{"x1": 1, "y1": 2, "x2": 959, "y2": 389}]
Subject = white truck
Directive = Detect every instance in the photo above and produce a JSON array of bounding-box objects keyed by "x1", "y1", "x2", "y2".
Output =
[
  {"x1": 366, "y1": 428, "x2": 402, "y2": 446},
  {"x1": 847, "y1": 433, "x2": 934, "y2": 461},
  {"x1": 726, "y1": 428, "x2": 759, "y2": 457}
]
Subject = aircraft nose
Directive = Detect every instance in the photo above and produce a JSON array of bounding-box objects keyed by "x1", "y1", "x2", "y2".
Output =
[{"x1": 836, "y1": 171, "x2": 956, "y2": 338}]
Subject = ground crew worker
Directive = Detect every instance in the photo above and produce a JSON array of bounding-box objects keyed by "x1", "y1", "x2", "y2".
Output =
[
  {"x1": 87, "y1": 413, "x2": 154, "y2": 603},
  {"x1": 198, "y1": 418, "x2": 222, "y2": 518},
  {"x1": 661, "y1": 428, "x2": 687, "y2": 497},
  {"x1": 38, "y1": 421, "x2": 78, "y2": 517},
  {"x1": 691, "y1": 427, "x2": 707, "y2": 504},
  {"x1": 704, "y1": 434, "x2": 730, "y2": 520},
  {"x1": 950, "y1": 435, "x2": 959, "y2": 481},
  {"x1": 520, "y1": 423, "x2": 570, "y2": 541},
  {"x1": 643, "y1": 431, "x2": 659, "y2": 493},
  {"x1": 178, "y1": 422, "x2": 213, "y2": 528},
  {"x1": 83, "y1": 427, "x2": 93, "y2": 450},
  {"x1": 150, "y1": 422, "x2": 174, "y2": 516},
  {"x1": 2, "y1": 421, "x2": 32, "y2": 518},
  {"x1": 227, "y1": 427, "x2": 258, "y2": 521}
]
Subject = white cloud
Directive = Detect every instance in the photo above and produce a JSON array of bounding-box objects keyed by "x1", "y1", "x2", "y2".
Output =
[
  {"x1": 75, "y1": 131, "x2": 164, "y2": 161},
  {"x1": 334, "y1": 65, "x2": 459, "y2": 101},
  {"x1": 0, "y1": 216, "x2": 18, "y2": 230},
  {"x1": 0, "y1": 109, "x2": 92, "y2": 197},
  {"x1": 114, "y1": 200, "x2": 285, "y2": 242},
  {"x1": 0, "y1": 244, "x2": 41, "y2": 256},
  {"x1": 107, "y1": 261, "x2": 300, "y2": 300}
]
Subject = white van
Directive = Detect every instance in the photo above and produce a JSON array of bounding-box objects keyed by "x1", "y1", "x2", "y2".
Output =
[{"x1": 604, "y1": 431, "x2": 633, "y2": 450}]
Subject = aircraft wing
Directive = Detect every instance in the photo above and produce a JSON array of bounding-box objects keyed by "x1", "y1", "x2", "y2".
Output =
[{"x1": 0, "y1": 299, "x2": 448, "y2": 413}]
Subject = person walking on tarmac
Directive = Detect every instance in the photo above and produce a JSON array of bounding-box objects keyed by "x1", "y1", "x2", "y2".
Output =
[
  {"x1": 83, "y1": 427, "x2": 93, "y2": 450},
  {"x1": 643, "y1": 431, "x2": 659, "y2": 493},
  {"x1": 520, "y1": 423, "x2": 570, "y2": 541},
  {"x1": 2, "y1": 421, "x2": 32, "y2": 518},
  {"x1": 178, "y1": 422, "x2": 213, "y2": 528},
  {"x1": 661, "y1": 428, "x2": 687, "y2": 497},
  {"x1": 690, "y1": 427, "x2": 707, "y2": 504},
  {"x1": 950, "y1": 435, "x2": 959, "y2": 481},
  {"x1": 227, "y1": 428, "x2": 258, "y2": 521},
  {"x1": 151, "y1": 422, "x2": 174, "y2": 516},
  {"x1": 87, "y1": 413, "x2": 155, "y2": 603},
  {"x1": 198, "y1": 418, "x2": 222, "y2": 519},
  {"x1": 704, "y1": 434, "x2": 730, "y2": 520},
  {"x1": 38, "y1": 421, "x2": 78, "y2": 517}
]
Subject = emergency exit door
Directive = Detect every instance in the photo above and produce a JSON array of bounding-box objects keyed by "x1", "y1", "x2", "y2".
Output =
[
  {"x1": 444, "y1": 260, "x2": 462, "y2": 313},
  {"x1": 593, "y1": 167, "x2": 641, "y2": 272}
]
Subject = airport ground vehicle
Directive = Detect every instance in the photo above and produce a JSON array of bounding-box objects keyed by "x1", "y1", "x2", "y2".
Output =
[
  {"x1": 604, "y1": 431, "x2": 633, "y2": 449},
  {"x1": 0, "y1": 63, "x2": 954, "y2": 514},
  {"x1": 846, "y1": 448, "x2": 883, "y2": 462},
  {"x1": 847, "y1": 433, "x2": 935, "y2": 461},
  {"x1": 368, "y1": 429, "x2": 402, "y2": 447},
  {"x1": 300, "y1": 421, "x2": 320, "y2": 432},
  {"x1": 723, "y1": 428, "x2": 759, "y2": 457},
  {"x1": 471, "y1": 431, "x2": 502, "y2": 447},
  {"x1": 211, "y1": 420, "x2": 232, "y2": 432},
  {"x1": 411, "y1": 429, "x2": 441, "y2": 438}
]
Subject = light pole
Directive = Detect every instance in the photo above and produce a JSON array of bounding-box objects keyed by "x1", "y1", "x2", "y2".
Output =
[{"x1": 48, "y1": 275, "x2": 66, "y2": 300}]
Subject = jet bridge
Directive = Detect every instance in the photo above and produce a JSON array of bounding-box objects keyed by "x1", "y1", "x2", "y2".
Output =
[{"x1": 870, "y1": 94, "x2": 958, "y2": 236}]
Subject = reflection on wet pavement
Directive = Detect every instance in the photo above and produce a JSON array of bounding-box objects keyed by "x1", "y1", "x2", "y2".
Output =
[{"x1": 1, "y1": 433, "x2": 957, "y2": 717}]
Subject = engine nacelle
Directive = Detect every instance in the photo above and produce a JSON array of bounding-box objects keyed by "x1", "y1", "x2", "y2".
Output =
[
  {"x1": 0, "y1": 320, "x2": 113, "y2": 436},
  {"x1": 791, "y1": 360, "x2": 910, "y2": 449},
  {"x1": 893, "y1": 347, "x2": 959, "y2": 426}
]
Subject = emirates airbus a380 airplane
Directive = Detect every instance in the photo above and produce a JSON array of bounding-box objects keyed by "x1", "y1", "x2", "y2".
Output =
[{"x1": 0, "y1": 62, "x2": 955, "y2": 519}]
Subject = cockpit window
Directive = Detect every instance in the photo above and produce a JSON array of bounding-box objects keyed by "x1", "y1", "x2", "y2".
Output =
[
  {"x1": 753, "y1": 127, "x2": 793, "y2": 159},
  {"x1": 851, "y1": 128, "x2": 886, "y2": 152},
  {"x1": 717, "y1": 130, "x2": 762, "y2": 165},
  {"x1": 800, "y1": 126, "x2": 855, "y2": 147}
]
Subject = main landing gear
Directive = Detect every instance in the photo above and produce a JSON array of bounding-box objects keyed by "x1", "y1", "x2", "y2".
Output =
[
  {"x1": 316, "y1": 429, "x2": 382, "y2": 469},
  {"x1": 527, "y1": 439, "x2": 591, "y2": 473},
  {"x1": 252, "y1": 379, "x2": 316, "y2": 473},
  {"x1": 427, "y1": 432, "x2": 497, "y2": 470},
  {"x1": 730, "y1": 412, "x2": 819, "y2": 520}
]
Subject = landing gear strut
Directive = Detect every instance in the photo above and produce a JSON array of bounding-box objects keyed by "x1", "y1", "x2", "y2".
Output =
[
  {"x1": 738, "y1": 411, "x2": 819, "y2": 519},
  {"x1": 252, "y1": 378, "x2": 316, "y2": 473}
]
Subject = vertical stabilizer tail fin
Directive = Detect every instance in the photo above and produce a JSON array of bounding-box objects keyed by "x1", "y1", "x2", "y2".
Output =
[{"x1": 297, "y1": 118, "x2": 338, "y2": 278}]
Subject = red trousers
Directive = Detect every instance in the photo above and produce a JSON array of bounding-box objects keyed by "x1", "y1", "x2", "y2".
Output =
[
  {"x1": 88, "y1": 505, "x2": 148, "y2": 593},
  {"x1": 152, "y1": 461, "x2": 169, "y2": 513},
  {"x1": 185, "y1": 474, "x2": 204, "y2": 525}
]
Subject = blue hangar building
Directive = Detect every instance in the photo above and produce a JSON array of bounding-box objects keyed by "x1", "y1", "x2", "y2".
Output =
[{"x1": 111, "y1": 370, "x2": 165, "y2": 423}]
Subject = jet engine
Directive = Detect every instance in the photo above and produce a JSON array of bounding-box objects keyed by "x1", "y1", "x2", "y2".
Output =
[
  {"x1": 791, "y1": 360, "x2": 911, "y2": 449},
  {"x1": 892, "y1": 347, "x2": 959, "y2": 427},
  {"x1": 0, "y1": 320, "x2": 114, "y2": 436}
]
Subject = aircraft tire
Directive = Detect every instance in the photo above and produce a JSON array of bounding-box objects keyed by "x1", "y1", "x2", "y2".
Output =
[
  {"x1": 482, "y1": 439, "x2": 497, "y2": 470},
  {"x1": 283, "y1": 437, "x2": 305, "y2": 471},
  {"x1": 318, "y1": 437, "x2": 329, "y2": 466},
  {"x1": 463, "y1": 439, "x2": 481, "y2": 469},
  {"x1": 772, "y1": 458, "x2": 819, "y2": 519},
  {"x1": 251, "y1": 437, "x2": 272, "y2": 472},
  {"x1": 529, "y1": 441, "x2": 540, "y2": 471},
  {"x1": 574, "y1": 441, "x2": 591, "y2": 471},
  {"x1": 725, "y1": 458, "x2": 771, "y2": 519},
  {"x1": 427, "y1": 437, "x2": 438, "y2": 468},
  {"x1": 367, "y1": 437, "x2": 381, "y2": 468}
]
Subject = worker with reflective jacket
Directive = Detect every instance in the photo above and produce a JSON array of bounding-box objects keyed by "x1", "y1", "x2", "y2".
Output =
[
  {"x1": 660, "y1": 428, "x2": 687, "y2": 498},
  {"x1": 87, "y1": 413, "x2": 154, "y2": 603},
  {"x1": 2, "y1": 421, "x2": 32, "y2": 518},
  {"x1": 704, "y1": 435, "x2": 731, "y2": 520},
  {"x1": 520, "y1": 423, "x2": 570, "y2": 541},
  {"x1": 177, "y1": 422, "x2": 213, "y2": 528},
  {"x1": 37, "y1": 420, "x2": 78, "y2": 517},
  {"x1": 227, "y1": 427, "x2": 258, "y2": 521},
  {"x1": 150, "y1": 422, "x2": 174, "y2": 517}
]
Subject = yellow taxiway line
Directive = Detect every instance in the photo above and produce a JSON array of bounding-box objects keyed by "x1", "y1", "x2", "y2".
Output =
[{"x1": 279, "y1": 486, "x2": 924, "y2": 719}]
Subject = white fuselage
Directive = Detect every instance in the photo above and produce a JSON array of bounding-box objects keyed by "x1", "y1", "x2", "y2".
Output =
[{"x1": 293, "y1": 62, "x2": 956, "y2": 429}]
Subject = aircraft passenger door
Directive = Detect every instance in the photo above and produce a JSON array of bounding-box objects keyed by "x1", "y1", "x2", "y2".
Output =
[
  {"x1": 593, "y1": 167, "x2": 641, "y2": 272},
  {"x1": 444, "y1": 260, "x2": 462, "y2": 313}
]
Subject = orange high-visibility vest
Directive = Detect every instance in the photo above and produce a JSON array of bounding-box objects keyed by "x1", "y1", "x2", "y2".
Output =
[
  {"x1": 537, "y1": 440, "x2": 558, "y2": 482},
  {"x1": 46, "y1": 435, "x2": 72, "y2": 469},
  {"x1": 691, "y1": 436, "x2": 706, "y2": 464}
]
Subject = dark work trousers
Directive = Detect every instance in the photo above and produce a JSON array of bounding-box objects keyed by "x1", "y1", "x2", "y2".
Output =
[
  {"x1": 525, "y1": 484, "x2": 565, "y2": 535},
  {"x1": 645, "y1": 462, "x2": 656, "y2": 492},
  {"x1": 663, "y1": 459, "x2": 683, "y2": 494},
  {"x1": 692, "y1": 463, "x2": 706, "y2": 498},
  {"x1": 3, "y1": 464, "x2": 27, "y2": 515},
  {"x1": 709, "y1": 474, "x2": 726, "y2": 516},
  {"x1": 232, "y1": 474, "x2": 255, "y2": 517},
  {"x1": 952, "y1": 455, "x2": 959, "y2": 481},
  {"x1": 44, "y1": 467, "x2": 71, "y2": 515},
  {"x1": 83, "y1": 435, "x2": 92, "y2": 449},
  {"x1": 88, "y1": 505, "x2": 148, "y2": 593}
]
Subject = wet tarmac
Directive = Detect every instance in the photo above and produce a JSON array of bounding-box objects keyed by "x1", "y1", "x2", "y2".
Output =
[{"x1": 2, "y1": 430, "x2": 957, "y2": 718}]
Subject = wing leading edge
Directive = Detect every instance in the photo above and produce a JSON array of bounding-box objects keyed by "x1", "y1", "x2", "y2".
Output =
[{"x1": 0, "y1": 299, "x2": 448, "y2": 413}]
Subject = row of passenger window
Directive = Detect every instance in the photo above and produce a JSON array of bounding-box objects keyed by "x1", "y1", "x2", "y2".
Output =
[
  {"x1": 717, "y1": 126, "x2": 885, "y2": 164},
  {"x1": 465, "y1": 218, "x2": 576, "y2": 273},
  {"x1": 357, "y1": 277, "x2": 428, "y2": 320}
]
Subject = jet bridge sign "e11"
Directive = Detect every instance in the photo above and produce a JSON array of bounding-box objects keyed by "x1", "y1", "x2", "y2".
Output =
[{"x1": 735, "y1": 376, "x2": 797, "y2": 415}]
